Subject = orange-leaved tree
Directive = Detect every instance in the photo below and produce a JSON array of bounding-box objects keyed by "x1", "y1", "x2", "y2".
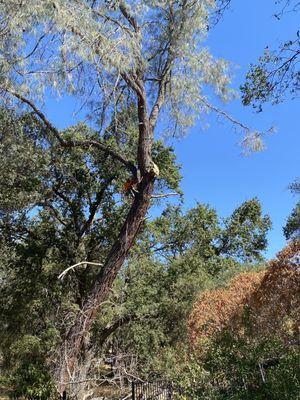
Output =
[{"x1": 188, "y1": 241, "x2": 300, "y2": 347}]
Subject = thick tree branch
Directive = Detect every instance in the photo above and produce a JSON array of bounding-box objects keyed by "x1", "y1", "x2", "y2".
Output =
[
  {"x1": 136, "y1": 79, "x2": 155, "y2": 175},
  {"x1": 98, "y1": 313, "x2": 159, "y2": 348},
  {"x1": 98, "y1": 314, "x2": 136, "y2": 347},
  {"x1": 119, "y1": 2, "x2": 139, "y2": 32},
  {"x1": 59, "y1": 172, "x2": 155, "y2": 390},
  {"x1": 149, "y1": 63, "x2": 172, "y2": 129},
  {"x1": 120, "y1": 72, "x2": 143, "y2": 98}
]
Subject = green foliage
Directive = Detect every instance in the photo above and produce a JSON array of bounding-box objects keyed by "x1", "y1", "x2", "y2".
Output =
[
  {"x1": 190, "y1": 334, "x2": 300, "y2": 400},
  {"x1": 0, "y1": 106, "x2": 181, "y2": 394},
  {"x1": 8, "y1": 335, "x2": 57, "y2": 399},
  {"x1": 219, "y1": 198, "x2": 272, "y2": 262},
  {"x1": 0, "y1": 107, "x2": 273, "y2": 395},
  {"x1": 89, "y1": 199, "x2": 271, "y2": 382},
  {"x1": 0, "y1": 109, "x2": 48, "y2": 212},
  {"x1": 241, "y1": 2, "x2": 299, "y2": 110},
  {"x1": 284, "y1": 202, "x2": 300, "y2": 240},
  {"x1": 284, "y1": 180, "x2": 300, "y2": 240},
  {"x1": 144, "y1": 199, "x2": 271, "y2": 264}
]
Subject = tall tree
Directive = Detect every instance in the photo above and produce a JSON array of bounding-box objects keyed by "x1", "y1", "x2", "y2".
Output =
[
  {"x1": 0, "y1": 1, "x2": 262, "y2": 390},
  {"x1": 0, "y1": 106, "x2": 179, "y2": 393}
]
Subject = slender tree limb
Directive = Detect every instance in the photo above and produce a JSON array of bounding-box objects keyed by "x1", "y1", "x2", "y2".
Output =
[
  {"x1": 7, "y1": 89, "x2": 65, "y2": 144},
  {"x1": 151, "y1": 192, "x2": 179, "y2": 199},
  {"x1": 199, "y1": 96, "x2": 253, "y2": 132},
  {"x1": 149, "y1": 60, "x2": 173, "y2": 129},
  {"x1": 51, "y1": 187, "x2": 81, "y2": 234},
  {"x1": 79, "y1": 176, "x2": 115, "y2": 238},
  {"x1": 42, "y1": 201, "x2": 67, "y2": 227},
  {"x1": 6, "y1": 89, "x2": 137, "y2": 174}
]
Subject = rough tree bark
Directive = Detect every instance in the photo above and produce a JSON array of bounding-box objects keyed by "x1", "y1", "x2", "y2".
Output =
[{"x1": 58, "y1": 83, "x2": 158, "y2": 392}]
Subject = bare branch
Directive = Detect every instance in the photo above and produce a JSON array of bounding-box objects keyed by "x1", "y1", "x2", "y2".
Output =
[
  {"x1": 199, "y1": 96, "x2": 252, "y2": 132},
  {"x1": 151, "y1": 192, "x2": 179, "y2": 199},
  {"x1": 92, "y1": 8, "x2": 133, "y2": 36},
  {"x1": 7, "y1": 89, "x2": 65, "y2": 145},
  {"x1": 58, "y1": 261, "x2": 103, "y2": 280}
]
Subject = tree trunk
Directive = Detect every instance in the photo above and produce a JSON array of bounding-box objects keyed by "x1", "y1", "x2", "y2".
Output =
[
  {"x1": 58, "y1": 172, "x2": 155, "y2": 393},
  {"x1": 57, "y1": 70, "x2": 155, "y2": 393}
]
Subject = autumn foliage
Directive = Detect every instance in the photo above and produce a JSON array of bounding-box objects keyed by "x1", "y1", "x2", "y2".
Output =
[
  {"x1": 188, "y1": 241, "x2": 300, "y2": 347},
  {"x1": 248, "y1": 240, "x2": 300, "y2": 344},
  {"x1": 188, "y1": 271, "x2": 263, "y2": 344}
]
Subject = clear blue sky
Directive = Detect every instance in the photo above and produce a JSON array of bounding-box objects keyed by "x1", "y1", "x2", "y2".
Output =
[
  {"x1": 170, "y1": 0, "x2": 300, "y2": 259},
  {"x1": 44, "y1": 0, "x2": 299, "y2": 260}
]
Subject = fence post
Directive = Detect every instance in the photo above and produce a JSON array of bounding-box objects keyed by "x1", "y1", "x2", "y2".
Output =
[
  {"x1": 131, "y1": 381, "x2": 135, "y2": 400},
  {"x1": 168, "y1": 382, "x2": 173, "y2": 400}
]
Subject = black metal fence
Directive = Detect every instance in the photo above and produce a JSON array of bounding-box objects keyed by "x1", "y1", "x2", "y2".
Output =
[
  {"x1": 132, "y1": 381, "x2": 173, "y2": 400},
  {"x1": 13, "y1": 361, "x2": 285, "y2": 400},
  {"x1": 61, "y1": 391, "x2": 67, "y2": 400}
]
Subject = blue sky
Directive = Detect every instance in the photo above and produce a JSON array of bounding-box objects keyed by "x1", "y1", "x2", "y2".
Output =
[
  {"x1": 44, "y1": 0, "x2": 299, "y2": 260},
  {"x1": 169, "y1": 0, "x2": 300, "y2": 259}
]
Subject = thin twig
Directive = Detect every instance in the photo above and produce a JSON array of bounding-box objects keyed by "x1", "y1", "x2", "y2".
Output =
[{"x1": 199, "y1": 96, "x2": 251, "y2": 132}]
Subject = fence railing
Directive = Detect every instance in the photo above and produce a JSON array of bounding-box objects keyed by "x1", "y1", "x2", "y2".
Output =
[
  {"x1": 132, "y1": 381, "x2": 173, "y2": 400},
  {"x1": 13, "y1": 360, "x2": 287, "y2": 400}
]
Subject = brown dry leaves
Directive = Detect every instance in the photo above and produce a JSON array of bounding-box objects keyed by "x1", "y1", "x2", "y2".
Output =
[{"x1": 188, "y1": 241, "x2": 300, "y2": 347}]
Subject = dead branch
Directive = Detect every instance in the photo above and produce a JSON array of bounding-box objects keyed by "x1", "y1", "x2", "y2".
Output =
[{"x1": 58, "y1": 261, "x2": 103, "y2": 280}]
